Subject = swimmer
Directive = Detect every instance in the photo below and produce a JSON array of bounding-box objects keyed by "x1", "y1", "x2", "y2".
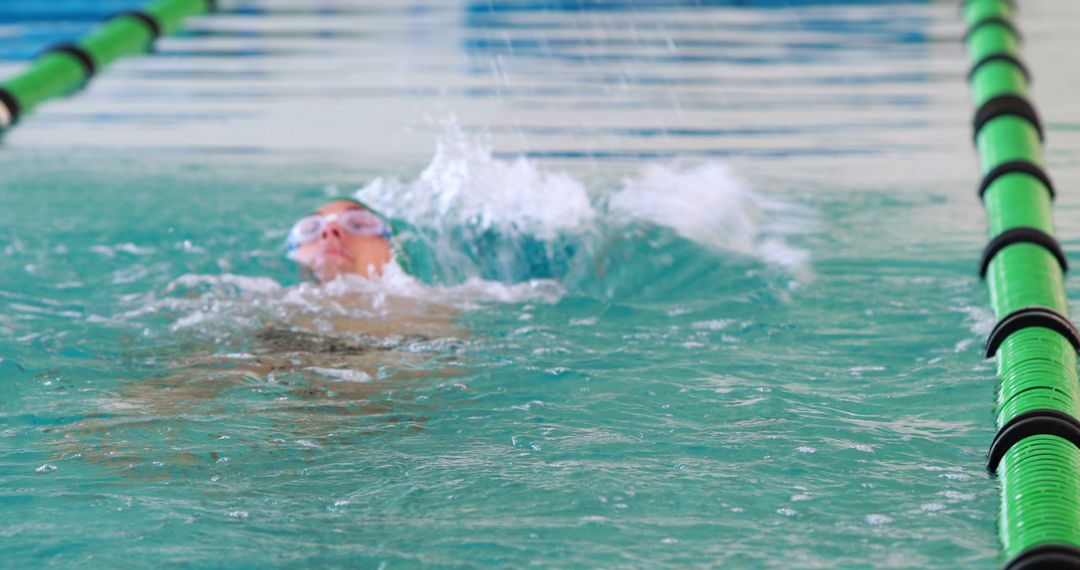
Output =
[
  {"x1": 48, "y1": 199, "x2": 466, "y2": 476},
  {"x1": 287, "y1": 198, "x2": 395, "y2": 283},
  {"x1": 284, "y1": 197, "x2": 456, "y2": 337}
]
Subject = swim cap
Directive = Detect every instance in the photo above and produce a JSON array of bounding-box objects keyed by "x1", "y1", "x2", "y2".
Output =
[{"x1": 340, "y1": 197, "x2": 387, "y2": 223}]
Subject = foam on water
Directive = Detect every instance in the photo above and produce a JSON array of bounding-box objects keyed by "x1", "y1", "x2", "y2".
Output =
[
  {"x1": 361, "y1": 130, "x2": 596, "y2": 240},
  {"x1": 153, "y1": 262, "x2": 562, "y2": 340},
  {"x1": 358, "y1": 129, "x2": 813, "y2": 287},
  {"x1": 609, "y1": 162, "x2": 814, "y2": 276}
]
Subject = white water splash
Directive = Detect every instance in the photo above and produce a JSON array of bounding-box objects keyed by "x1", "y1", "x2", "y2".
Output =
[
  {"x1": 305, "y1": 367, "x2": 372, "y2": 383},
  {"x1": 280, "y1": 263, "x2": 563, "y2": 309},
  {"x1": 359, "y1": 130, "x2": 812, "y2": 276},
  {"x1": 156, "y1": 261, "x2": 561, "y2": 336},
  {"x1": 609, "y1": 161, "x2": 813, "y2": 274},
  {"x1": 360, "y1": 133, "x2": 595, "y2": 240},
  {"x1": 147, "y1": 132, "x2": 812, "y2": 335},
  {"x1": 960, "y1": 305, "x2": 995, "y2": 337}
]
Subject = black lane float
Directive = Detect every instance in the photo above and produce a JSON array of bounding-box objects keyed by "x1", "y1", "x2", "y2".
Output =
[
  {"x1": 0, "y1": 0, "x2": 216, "y2": 130},
  {"x1": 964, "y1": 1, "x2": 1080, "y2": 569}
]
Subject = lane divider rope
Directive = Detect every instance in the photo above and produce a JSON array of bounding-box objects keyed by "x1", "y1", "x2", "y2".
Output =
[
  {"x1": 988, "y1": 409, "x2": 1080, "y2": 474},
  {"x1": 40, "y1": 43, "x2": 98, "y2": 78},
  {"x1": 984, "y1": 306, "x2": 1080, "y2": 358},
  {"x1": 0, "y1": 0, "x2": 217, "y2": 133},
  {"x1": 964, "y1": 16, "x2": 1023, "y2": 43},
  {"x1": 978, "y1": 160, "x2": 1054, "y2": 200},
  {"x1": 973, "y1": 94, "x2": 1043, "y2": 142},
  {"x1": 0, "y1": 88, "x2": 19, "y2": 128},
  {"x1": 964, "y1": 1, "x2": 1080, "y2": 567},
  {"x1": 1003, "y1": 545, "x2": 1080, "y2": 570},
  {"x1": 968, "y1": 53, "x2": 1031, "y2": 83},
  {"x1": 108, "y1": 11, "x2": 164, "y2": 40},
  {"x1": 979, "y1": 227, "x2": 1068, "y2": 279}
]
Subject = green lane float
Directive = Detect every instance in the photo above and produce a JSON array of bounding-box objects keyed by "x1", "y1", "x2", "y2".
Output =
[
  {"x1": 964, "y1": 1, "x2": 1080, "y2": 568},
  {"x1": 0, "y1": 0, "x2": 216, "y2": 130}
]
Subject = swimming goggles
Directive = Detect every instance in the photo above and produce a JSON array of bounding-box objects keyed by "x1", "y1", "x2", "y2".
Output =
[{"x1": 287, "y1": 209, "x2": 391, "y2": 250}]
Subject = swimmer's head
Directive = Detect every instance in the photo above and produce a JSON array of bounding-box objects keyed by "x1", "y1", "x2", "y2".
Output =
[{"x1": 287, "y1": 199, "x2": 393, "y2": 283}]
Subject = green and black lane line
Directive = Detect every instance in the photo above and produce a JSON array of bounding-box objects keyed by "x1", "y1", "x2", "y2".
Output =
[
  {"x1": 0, "y1": 0, "x2": 216, "y2": 131},
  {"x1": 964, "y1": 1, "x2": 1080, "y2": 568}
]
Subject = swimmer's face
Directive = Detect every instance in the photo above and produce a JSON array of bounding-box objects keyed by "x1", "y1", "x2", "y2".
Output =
[{"x1": 288, "y1": 200, "x2": 393, "y2": 283}]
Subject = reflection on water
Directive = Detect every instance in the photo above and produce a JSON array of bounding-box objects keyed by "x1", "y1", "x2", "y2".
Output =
[{"x1": 2, "y1": 0, "x2": 954, "y2": 183}]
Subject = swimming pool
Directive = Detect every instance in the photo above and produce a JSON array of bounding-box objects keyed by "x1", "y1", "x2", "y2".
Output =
[{"x1": 3, "y1": 0, "x2": 1080, "y2": 567}]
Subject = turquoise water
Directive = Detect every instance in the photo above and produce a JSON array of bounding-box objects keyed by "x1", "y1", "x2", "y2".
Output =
[{"x1": 4, "y1": 0, "x2": 1080, "y2": 567}]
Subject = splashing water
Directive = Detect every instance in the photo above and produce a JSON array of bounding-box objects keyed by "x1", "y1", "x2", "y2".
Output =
[
  {"x1": 609, "y1": 161, "x2": 814, "y2": 277},
  {"x1": 148, "y1": 263, "x2": 563, "y2": 345},
  {"x1": 363, "y1": 133, "x2": 597, "y2": 240},
  {"x1": 121, "y1": 130, "x2": 812, "y2": 345},
  {"x1": 357, "y1": 131, "x2": 813, "y2": 288}
]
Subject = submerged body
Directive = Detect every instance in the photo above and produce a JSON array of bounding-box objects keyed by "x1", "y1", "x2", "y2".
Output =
[{"x1": 51, "y1": 199, "x2": 463, "y2": 472}]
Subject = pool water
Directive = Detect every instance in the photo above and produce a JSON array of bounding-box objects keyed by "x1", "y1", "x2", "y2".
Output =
[{"x1": 3, "y1": 0, "x2": 1080, "y2": 567}]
